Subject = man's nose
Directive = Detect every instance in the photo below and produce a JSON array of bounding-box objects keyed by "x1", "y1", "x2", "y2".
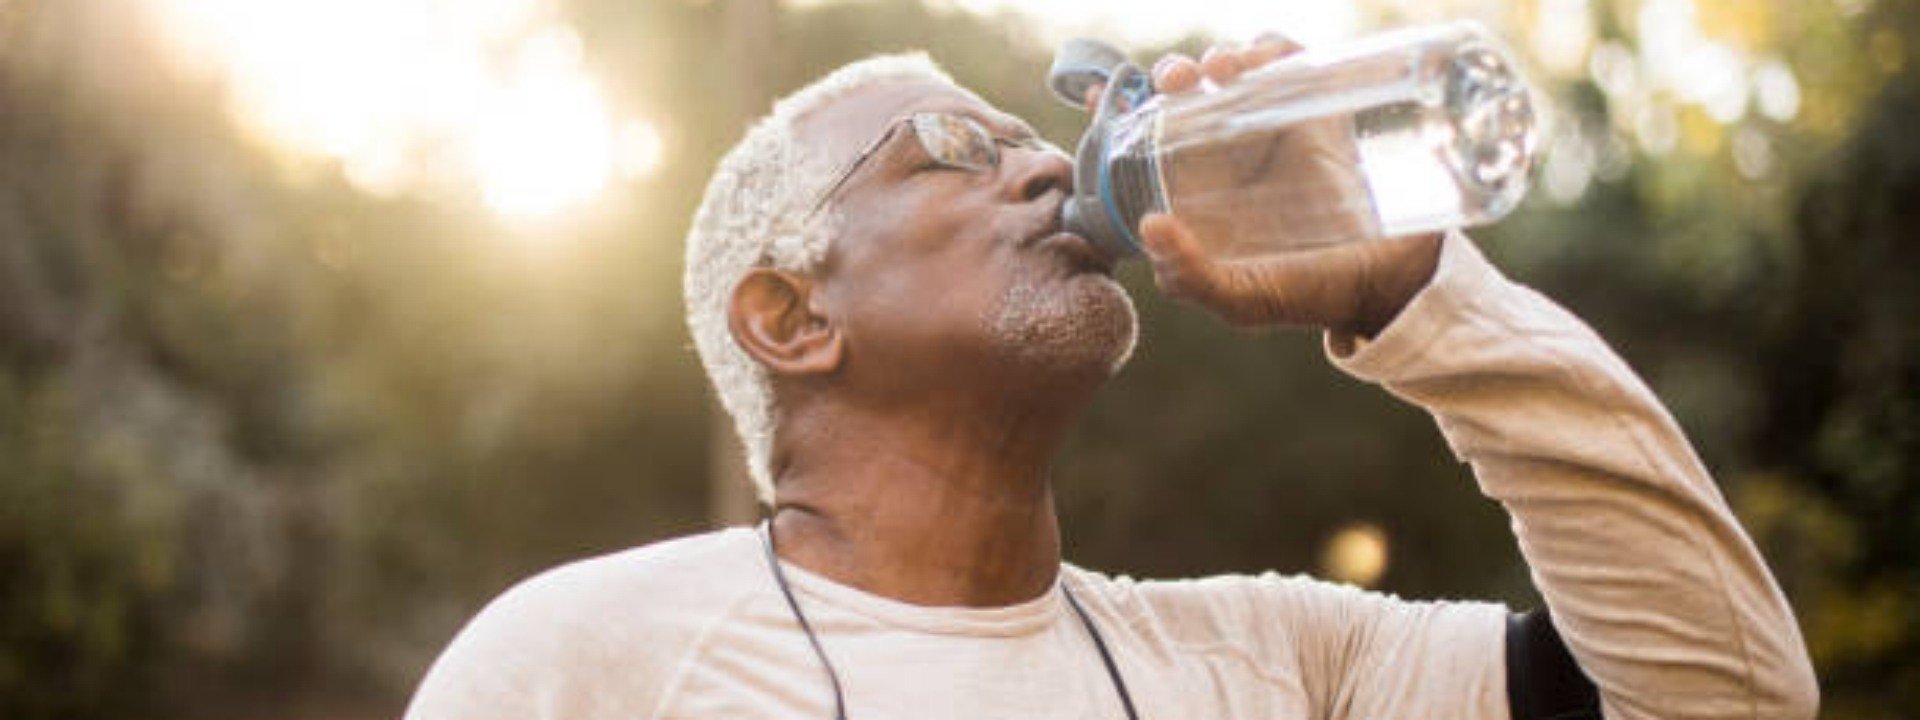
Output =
[{"x1": 1004, "y1": 143, "x2": 1074, "y2": 204}]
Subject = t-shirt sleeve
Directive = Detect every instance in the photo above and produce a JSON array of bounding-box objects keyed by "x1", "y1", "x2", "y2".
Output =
[
  {"x1": 403, "y1": 581, "x2": 545, "y2": 720},
  {"x1": 1134, "y1": 571, "x2": 1509, "y2": 719},
  {"x1": 402, "y1": 554, "x2": 707, "y2": 720},
  {"x1": 403, "y1": 566, "x2": 638, "y2": 720},
  {"x1": 1323, "y1": 232, "x2": 1817, "y2": 720}
]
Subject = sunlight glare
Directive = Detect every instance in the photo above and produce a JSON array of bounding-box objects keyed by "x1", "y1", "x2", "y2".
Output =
[
  {"x1": 1322, "y1": 522, "x2": 1389, "y2": 587},
  {"x1": 1753, "y1": 59, "x2": 1802, "y2": 122},
  {"x1": 1635, "y1": 0, "x2": 1773, "y2": 126},
  {"x1": 140, "y1": 0, "x2": 646, "y2": 220},
  {"x1": 1634, "y1": 103, "x2": 1680, "y2": 156},
  {"x1": 616, "y1": 120, "x2": 666, "y2": 180},
  {"x1": 1528, "y1": 0, "x2": 1593, "y2": 76},
  {"x1": 473, "y1": 27, "x2": 615, "y2": 219},
  {"x1": 1543, "y1": 128, "x2": 1596, "y2": 204},
  {"x1": 939, "y1": 0, "x2": 1361, "y2": 47}
]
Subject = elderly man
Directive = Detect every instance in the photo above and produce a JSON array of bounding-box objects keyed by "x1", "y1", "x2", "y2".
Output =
[{"x1": 406, "y1": 38, "x2": 1817, "y2": 720}]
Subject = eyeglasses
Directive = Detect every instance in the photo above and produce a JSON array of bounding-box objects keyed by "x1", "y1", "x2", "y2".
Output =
[{"x1": 807, "y1": 111, "x2": 1054, "y2": 217}]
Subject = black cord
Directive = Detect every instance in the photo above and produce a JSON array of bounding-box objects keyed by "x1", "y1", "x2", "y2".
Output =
[
  {"x1": 762, "y1": 522, "x2": 849, "y2": 720},
  {"x1": 1062, "y1": 579, "x2": 1143, "y2": 720},
  {"x1": 758, "y1": 522, "x2": 1142, "y2": 719}
]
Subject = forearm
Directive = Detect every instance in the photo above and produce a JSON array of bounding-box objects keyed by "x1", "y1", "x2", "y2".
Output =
[{"x1": 1328, "y1": 233, "x2": 1817, "y2": 720}]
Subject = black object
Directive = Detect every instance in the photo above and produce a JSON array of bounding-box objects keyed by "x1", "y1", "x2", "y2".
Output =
[{"x1": 1506, "y1": 609, "x2": 1603, "y2": 720}]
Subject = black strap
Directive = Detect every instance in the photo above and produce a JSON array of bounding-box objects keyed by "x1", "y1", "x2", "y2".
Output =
[
  {"x1": 1062, "y1": 580, "x2": 1143, "y2": 720},
  {"x1": 760, "y1": 521, "x2": 1141, "y2": 720},
  {"x1": 761, "y1": 523, "x2": 849, "y2": 720},
  {"x1": 1506, "y1": 609, "x2": 1602, "y2": 720}
]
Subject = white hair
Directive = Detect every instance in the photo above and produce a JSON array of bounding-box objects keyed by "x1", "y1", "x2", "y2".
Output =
[{"x1": 684, "y1": 53, "x2": 958, "y2": 505}]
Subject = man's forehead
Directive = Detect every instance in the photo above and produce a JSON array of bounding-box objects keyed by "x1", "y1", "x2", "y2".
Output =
[{"x1": 796, "y1": 79, "x2": 1027, "y2": 163}]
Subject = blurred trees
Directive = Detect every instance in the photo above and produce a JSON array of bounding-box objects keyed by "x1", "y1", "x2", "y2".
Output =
[
  {"x1": 1, "y1": 0, "x2": 1917, "y2": 718},
  {"x1": 1754, "y1": 55, "x2": 1920, "y2": 713},
  {"x1": 0, "y1": 0, "x2": 719, "y2": 714}
]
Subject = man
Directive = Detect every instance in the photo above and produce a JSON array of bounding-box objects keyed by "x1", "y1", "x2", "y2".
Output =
[{"x1": 406, "y1": 37, "x2": 1817, "y2": 720}]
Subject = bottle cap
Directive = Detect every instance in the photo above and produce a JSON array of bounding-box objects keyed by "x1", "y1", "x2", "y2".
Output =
[{"x1": 1048, "y1": 38, "x2": 1129, "y2": 108}]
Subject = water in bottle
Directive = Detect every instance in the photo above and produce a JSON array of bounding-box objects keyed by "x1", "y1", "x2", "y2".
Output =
[{"x1": 1051, "y1": 22, "x2": 1538, "y2": 260}]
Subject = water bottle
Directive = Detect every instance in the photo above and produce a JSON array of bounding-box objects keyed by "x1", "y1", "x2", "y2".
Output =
[{"x1": 1050, "y1": 22, "x2": 1538, "y2": 261}]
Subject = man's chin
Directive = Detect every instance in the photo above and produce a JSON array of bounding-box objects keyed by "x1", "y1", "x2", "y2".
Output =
[
  {"x1": 1084, "y1": 275, "x2": 1139, "y2": 375},
  {"x1": 988, "y1": 274, "x2": 1139, "y2": 378}
]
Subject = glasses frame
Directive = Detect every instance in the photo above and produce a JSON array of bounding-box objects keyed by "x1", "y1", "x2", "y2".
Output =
[{"x1": 805, "y1": 111, "x2": 1049, "y2": 218}]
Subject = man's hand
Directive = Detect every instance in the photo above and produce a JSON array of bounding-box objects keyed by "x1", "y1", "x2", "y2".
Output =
[{"x1": 1106, "y1": 36, "x2": 1444, "y2": 338}]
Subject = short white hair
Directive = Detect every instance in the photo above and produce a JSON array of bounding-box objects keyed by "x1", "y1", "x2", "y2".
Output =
[{"x1": 684, "y1": 53, "x2": 958, "y2": 505}]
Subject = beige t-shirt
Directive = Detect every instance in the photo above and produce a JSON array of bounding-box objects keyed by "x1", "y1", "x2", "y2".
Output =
[{"x1": 405, "y1": 234, "x2": 1815, "y2": 720}]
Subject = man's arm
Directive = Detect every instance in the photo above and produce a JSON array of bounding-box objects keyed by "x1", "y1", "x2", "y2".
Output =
[
  {"x1": 1128, "y1": 231, "x2": 1809, "y2": 719},
  {"x1": 1323, "y1": 233, "x2": 1817, "y2": 720},
  {"x1": 1132, "y1": 39, "x2": 1815, "y2": 719}
]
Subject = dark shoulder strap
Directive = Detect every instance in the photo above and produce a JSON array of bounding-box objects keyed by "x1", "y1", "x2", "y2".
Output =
[{"x1": 1506, "y1": 609, "x2": 1602, "y2": 720}]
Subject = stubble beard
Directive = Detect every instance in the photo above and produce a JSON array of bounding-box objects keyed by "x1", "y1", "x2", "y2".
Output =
[{"x1": 986, "y1": 272, "x2": 1139, "y2": 380}]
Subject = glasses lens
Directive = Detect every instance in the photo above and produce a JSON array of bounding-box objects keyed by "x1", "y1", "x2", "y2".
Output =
[{"x1": 911, "y1": 113, "x2": 997, "y2": 172}]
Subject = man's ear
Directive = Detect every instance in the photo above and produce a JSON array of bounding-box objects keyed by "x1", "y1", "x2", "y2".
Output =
[{"x1": 727, "y1": 268, "x2": 844, "y2": 377}]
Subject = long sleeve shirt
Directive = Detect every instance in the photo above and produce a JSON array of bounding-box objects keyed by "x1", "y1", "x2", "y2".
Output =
[{"x1": 404, "y1": 233, "x2": 1817, "y2": 719}]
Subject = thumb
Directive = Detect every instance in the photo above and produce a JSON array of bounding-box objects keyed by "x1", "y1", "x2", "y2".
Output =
[{"x1": 1138, "y1": 213, "x2": 1233, "y2": 306}]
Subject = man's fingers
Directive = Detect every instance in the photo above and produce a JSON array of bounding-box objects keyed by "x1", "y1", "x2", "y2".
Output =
[
  {"x1": 1139, "y1": 213, "x2": 1246, "y2": 312},
  {"x1": 1142, "y1": 213, "x2": 1389, "y2": 328},
  {"x1": 1198, "y1": 44, "x2": 1245, "y2": 85},
  {"x1": 1138, "y1": 35, "x2": 1302, "y2": 102},
  {"x1": 1151, "y1": 53, "x2": 1201, "y2": 94},
  {"x1": 1142, "y1": 214, "x2": 1296, "y2": 326},
  {"x1": 1088, "y1": 48, "x2": 1211, "y2": 111},
  {"x1": 1138, "y1": 214, "x2": 1210, "y2": 293}
]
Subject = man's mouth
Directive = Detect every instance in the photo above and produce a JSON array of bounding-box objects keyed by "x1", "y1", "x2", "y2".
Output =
[
  {"x1": 1022, "y1": 204, "x2": 1116, "y2": 276},
  {"x1": 1037, "y1": 231, "x2": 1118, "y2": 276}
]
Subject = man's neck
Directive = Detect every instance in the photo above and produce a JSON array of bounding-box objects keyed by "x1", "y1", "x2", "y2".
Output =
[{"x1": 767, "y1": 393, "x2": 1080, "y2": 608}]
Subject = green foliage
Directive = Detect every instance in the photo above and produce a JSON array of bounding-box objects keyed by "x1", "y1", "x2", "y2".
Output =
[
  {"x1": 1748, "y1": 58, "x2": 1920, "y2": 715},
  {"x1": 0, "y1": 370, "x2": 165, "y2": 718}
]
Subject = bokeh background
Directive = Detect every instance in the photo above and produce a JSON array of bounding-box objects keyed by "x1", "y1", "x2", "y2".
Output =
[{"x1": 2, "y1": 0, "x2": 1916, "y2": 717}]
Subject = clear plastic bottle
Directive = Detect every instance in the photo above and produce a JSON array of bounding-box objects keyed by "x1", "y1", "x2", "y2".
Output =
[{"x1": 1052, "y1": 22, "x2": 1538, "y2": 260}]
